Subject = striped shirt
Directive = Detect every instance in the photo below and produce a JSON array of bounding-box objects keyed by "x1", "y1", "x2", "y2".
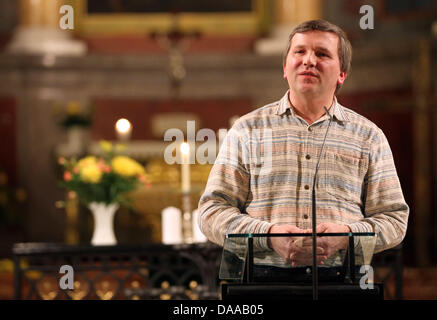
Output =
[{"x1": 198, "y1": 91, "x2": 409, "y2": 259}]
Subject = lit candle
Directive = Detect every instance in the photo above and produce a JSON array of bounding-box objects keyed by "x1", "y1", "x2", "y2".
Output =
[
  {"x1": 180, "y1": 142, "x2": 190, "y2": 193},
  {"x1": 192, "y1": 209, "x2": 207, "y2": 243},
  {"x1": 115, "y1": 118, "x2": 132, "y2": 141},
  {"x1": 161, "y1": 207, "x2": 182, "y2": 244}
]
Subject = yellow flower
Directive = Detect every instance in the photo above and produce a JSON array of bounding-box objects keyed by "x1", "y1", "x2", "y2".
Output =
[
  {"x1": 99, "y1": 140, "x2": 113, "y2": 153},
  {"x1": 80, "y1": 164, "x2": 102, "y2": 183},
  {"x1": 112, "y1": 156, "x2": 145, "y2": 177},
  {"x1": 66, "y1": 101, "x2": 81, "y2": 115},
  {"x1": 76, "y1": 156, "x2": 98, "y2": 169},
  {"x1": 74, "y1": 156, "x2": 102, "y2": 183}
]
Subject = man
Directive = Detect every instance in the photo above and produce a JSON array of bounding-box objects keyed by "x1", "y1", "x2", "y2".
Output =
[{"x1": 198, "y1": 20, "x2": 409, "y2": 269}]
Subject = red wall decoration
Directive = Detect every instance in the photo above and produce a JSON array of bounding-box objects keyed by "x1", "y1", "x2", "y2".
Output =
[{"x1": 91, "y1": 98, "x2": 253, "y2": 140}]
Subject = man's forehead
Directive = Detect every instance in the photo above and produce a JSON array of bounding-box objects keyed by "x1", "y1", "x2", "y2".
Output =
[{"x1": 290, "y1": 31, "x2": 339, "y2": 48}]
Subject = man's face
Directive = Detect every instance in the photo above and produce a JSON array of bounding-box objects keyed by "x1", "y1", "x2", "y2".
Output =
[{"x1": 283, "y1": 31, "x2": 347, "y2": 97}]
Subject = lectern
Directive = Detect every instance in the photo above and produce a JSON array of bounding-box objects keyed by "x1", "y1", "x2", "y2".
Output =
[{"x1": 220, "y1": 233, "x2": 383, "y2": 300}]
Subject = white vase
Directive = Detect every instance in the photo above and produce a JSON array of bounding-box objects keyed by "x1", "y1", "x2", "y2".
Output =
[{"x1": 89, "y1": 202, "x2": 119, "y2": 246}]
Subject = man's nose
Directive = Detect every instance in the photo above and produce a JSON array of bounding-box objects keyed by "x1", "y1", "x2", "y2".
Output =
[{"x1": 303, "y1": 51, "x2": 316, "y2": 67}]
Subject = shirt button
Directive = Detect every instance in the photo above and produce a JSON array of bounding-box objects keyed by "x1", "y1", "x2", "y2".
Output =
[
  {"x1": 308, "y1": 127, "x2": 313, "y2": 132},
  {"x1": 303, "y1": 214, "x2": 309, "y2": 219},
  {"x1": 304, "y1": 185, "x2": 310, "y2": 190},
  {"x1": 305, "y1": 154, "x2": 311, "y2": 160}
]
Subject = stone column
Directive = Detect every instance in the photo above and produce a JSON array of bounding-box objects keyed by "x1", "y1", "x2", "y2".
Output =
[
  {"x1": 256, "y1": 0, "x2": 322, "y2": 55},
  {"x1": 412, "y1": 38, "x2": 432, "y2": 266},
  {"x1": 276, "y1": 0, "x2": 322, "y2": 24},
  {"x1": 433, "y1": 22, "x2": 437, "y2": 265},
  {"x1": 7, "y1": 0, "x2": 86, "y2": 56}
]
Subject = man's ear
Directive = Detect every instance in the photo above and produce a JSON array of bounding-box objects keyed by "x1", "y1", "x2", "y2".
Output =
[
  {"x1": 337, "y1": 71, "x2": 347, "y2": 84},
  {"x1": 283, "y1": 65, "x2": 287, "y2": 79}
]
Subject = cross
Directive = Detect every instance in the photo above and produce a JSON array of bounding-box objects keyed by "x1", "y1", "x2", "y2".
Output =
[{"x1": 150, "y1": 9, "x2": 201, "y2": 98}]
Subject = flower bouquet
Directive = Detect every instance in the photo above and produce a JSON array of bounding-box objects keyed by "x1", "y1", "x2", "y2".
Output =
[
  {"x1": 55, "y1": 101, "x2": 93, "y2": 129},
  {"x1": 58, "y1": 141, "x2": 149, "y2": 245}
]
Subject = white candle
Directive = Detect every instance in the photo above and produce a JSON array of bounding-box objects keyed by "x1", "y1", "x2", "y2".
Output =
[
  {"x1": 180, "y1": 142, "x2": 190, "y2": 193},
  {"x1": 161, "y1": 207, "x2": 182, "y2": 244},
  {"x1": 115, "y1": 118, "x2": 132, "y2": 141},
  {"x1": 192, "y1": 209, "x2": 207, "y2": 243}
]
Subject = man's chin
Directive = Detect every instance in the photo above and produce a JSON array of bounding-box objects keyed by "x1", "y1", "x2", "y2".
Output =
[{"x1": 296, "y1": 86, "x2": 318, "y2": 94}]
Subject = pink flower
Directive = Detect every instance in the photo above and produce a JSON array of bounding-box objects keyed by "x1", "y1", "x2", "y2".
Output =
[
  {"x1": 97, "y1": 158, "x2": 105, "y2": 169},
  {"x1": 64, "y1": 171, "x2": 72, "y2": 181},
  {"x1": 138, "y1": 175, "x2": 151, "y2": 189}
]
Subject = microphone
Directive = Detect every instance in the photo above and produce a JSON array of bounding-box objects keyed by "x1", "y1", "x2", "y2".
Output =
[{"x1": 311, "y1": 106, "x2": 333, "y2": 300}]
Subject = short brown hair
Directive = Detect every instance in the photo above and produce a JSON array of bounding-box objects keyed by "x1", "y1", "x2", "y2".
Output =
[{"x1": 283, "y1": 20, "x2": 352, "y2": 92}]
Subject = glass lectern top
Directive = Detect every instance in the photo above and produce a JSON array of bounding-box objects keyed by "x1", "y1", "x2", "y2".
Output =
[{"x1": 219, "y1": 232, "x2": 376, "y2": 282}]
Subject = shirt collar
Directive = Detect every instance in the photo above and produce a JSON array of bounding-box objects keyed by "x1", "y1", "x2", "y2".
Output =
[{"x1": 276, "y1": 90, "x2": 350, "y2": 123}]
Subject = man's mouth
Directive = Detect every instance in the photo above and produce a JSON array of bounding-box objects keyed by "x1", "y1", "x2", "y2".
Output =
[{"x1": 299, "y1": 71, "x2": 318, "y2": 77}]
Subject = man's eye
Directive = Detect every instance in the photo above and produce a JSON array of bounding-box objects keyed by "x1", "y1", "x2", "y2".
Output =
[
  {"x1": 317, "y1": 52, "x2": 329, "y2": 57},
  {"x1": 295, "y1": 50, "x2": 304, "y2": 54}
]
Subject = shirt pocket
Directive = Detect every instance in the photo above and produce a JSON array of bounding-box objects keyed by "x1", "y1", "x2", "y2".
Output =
[{"x1": 323, "y1": 151, "x2": 368, "y2": 205}]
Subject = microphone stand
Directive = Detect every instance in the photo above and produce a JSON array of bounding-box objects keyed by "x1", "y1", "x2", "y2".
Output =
[{"x1": 311, "y1": 106, "x2": 333, "y2": 300}]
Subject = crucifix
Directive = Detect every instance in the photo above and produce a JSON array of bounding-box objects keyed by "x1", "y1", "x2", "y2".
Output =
[{"x1": 150, "y1": 9, "x2": 201, "y2": 100}]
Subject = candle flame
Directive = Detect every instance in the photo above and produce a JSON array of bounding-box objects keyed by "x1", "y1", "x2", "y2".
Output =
[
  {"x1": 115, "y1": 118, "x2": 132, "y2": 134},
  {"x1": 180, "y1": 142, "x2": 189, "y2": 155}
]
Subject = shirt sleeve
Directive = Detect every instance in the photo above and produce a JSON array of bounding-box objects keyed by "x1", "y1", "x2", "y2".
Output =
[
  {"x1": 347, "y1": 128, "x2": 409, "y2": 253},
  {"x1": 197, "y1": 126, "x2": 273, "y2": 248}
]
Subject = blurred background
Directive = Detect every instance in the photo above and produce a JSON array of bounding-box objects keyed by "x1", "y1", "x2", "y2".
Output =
[{"x1": 0, "y1": 0, "x2": 436, "y2": 299}]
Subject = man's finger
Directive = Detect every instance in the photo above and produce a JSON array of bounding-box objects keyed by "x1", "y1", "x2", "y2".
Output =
[
  {"x1": 290, "y1": 255, "x2": 328, "y2": 267},
  {"x1": 300, "y1": 238, "x2": 327, "y2": 248},
  {"x1": 316, "y1": 224, "x2": 329, "y2": 233},
  {"x1": 292, "y1": 243, "x2": 325, "y2": 254}
]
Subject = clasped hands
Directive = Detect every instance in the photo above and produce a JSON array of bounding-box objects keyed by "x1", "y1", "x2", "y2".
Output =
[{"x1": 268, "y1": 223, "x2": 351, "y2": 267}]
